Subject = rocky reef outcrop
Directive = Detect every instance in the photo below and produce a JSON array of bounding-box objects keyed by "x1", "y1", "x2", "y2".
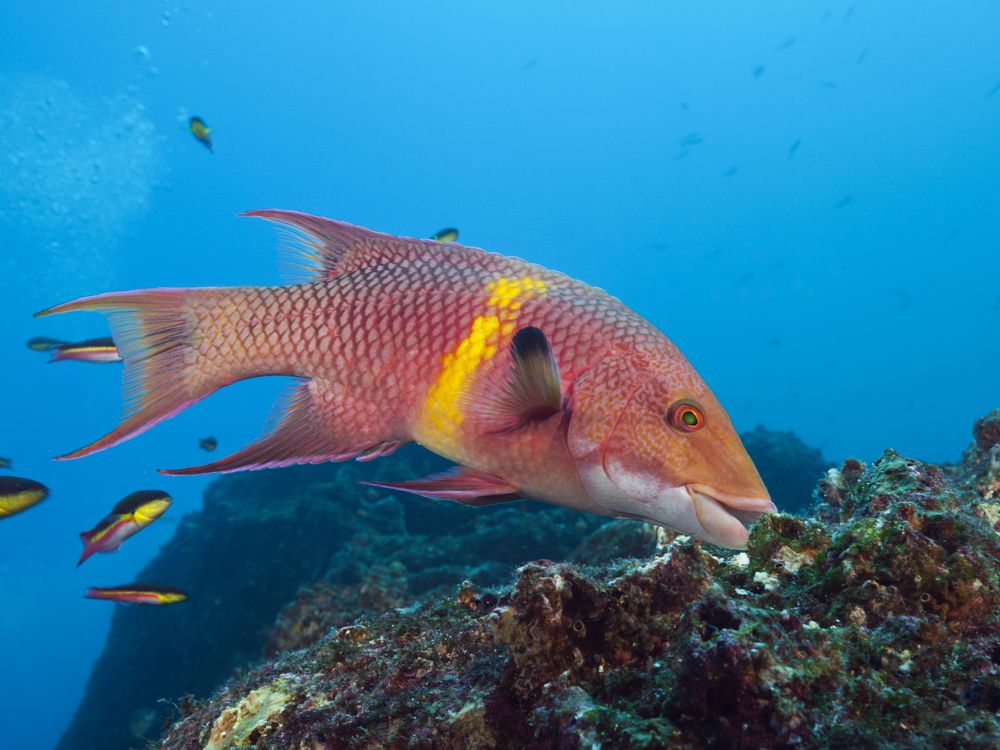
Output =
[
  {"x1": 156, "y1": 414, "x2": 1000, "y2": 750},
  {"x1": 56, "y1": 450, "x2": 612, "y2": 750},
  {"x1": 55, "y1": 426, "x2": 835, "y2": 750}
]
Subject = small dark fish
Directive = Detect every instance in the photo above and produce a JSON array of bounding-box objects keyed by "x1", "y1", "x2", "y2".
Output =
[
  {"x1": 822, "y1": 9, "x2": 832, "y2": 24},
  {"x1": 523, "y1": 58, "x2": 538, "y2": 69},
  {"x1": 735, "y1": 272, "x2": 754, "y2": 287},
  {"x1": 679, "y1": 132, "x2": 703, "y2": 147},
  {"x1": 789, "y1": 138, "x2": 801, "y2": 158},
  {"x1": 199, "y1": 436, "x2": 218, "y2": 452},
  {"x1": 856, "y1": 48, "x2": 870, "y2": 65},
  {"x1": 945, "y1": 227, "x2": 961, "y2": 242},
  {"x1": 0, "y1": 457, "x2": 10, "y2": 470},
  {"x1": 893, "y1": 291, "x2": 912, "y2": 311},
  {"x1": 50, "y1": 337, "x2": 121, "y2": 363},
  {"x1": 833, "y1": 194, "x2": 854, "y2": 210},
  {"x1": 678, "y1": 102, "x2": 690, "y2": 112},
  {"x1": 775, "y1": 38, "x2": 795, "y2": 51},
  {"x1": 0, "y1": 476, "x2": 48, "y2": 519},
  {"x1": 987, "y1": 82, "x2": 1000, "y2": 99},
  {"x1": 85, "y1": 583, "x2": 188, "y2": 605},
  {"x1": 765, "y1": 337, "x2": 782, "y2": 347},
  {"x1": 27, "y1": 336, "x2": 68, "y2": 352},
  {"x1": 431, "y1": 228, "x2": 459, "y2": 243},
  {"x1": 721, "y1": 166, "x2": 739, "y2": 177},
  {"x1": 752, "y1": 64, "x2": 766, "y2": 79},
  {"x1": 672, "y1": 149, "x2": 692, "y2": 161},
  {"x1": 844, "y1": 5, "x2": 855, "y2": 22},
  {"x1": 189, "y1": 116, "x2": 213, "y2": 153},
  {"x1": 818, "y1": 80, "x2": 839, "y2": 90},
  {"x1": 78, "y1": 490, "x2": 172, "y2": 566}
]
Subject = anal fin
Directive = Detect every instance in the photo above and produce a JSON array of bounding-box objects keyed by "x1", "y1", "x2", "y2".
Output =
[
  {"x1": 161, "y1": 379, "x2": 405, "y2": 476},
  {"x1": 363, "y1": 466, "x2": 520, "y2": 506}
]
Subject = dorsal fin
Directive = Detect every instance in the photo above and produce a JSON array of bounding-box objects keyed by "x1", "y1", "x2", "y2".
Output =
[{"x1": 242, "y1": 209, "x2": 437, "y2": 282}]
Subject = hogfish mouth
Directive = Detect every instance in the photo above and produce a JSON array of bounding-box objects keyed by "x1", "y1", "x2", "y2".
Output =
[{"x1": 686, "y1": 483, "x2": 776, "y2": 549}]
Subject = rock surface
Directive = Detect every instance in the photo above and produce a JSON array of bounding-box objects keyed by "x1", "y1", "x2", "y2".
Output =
[
  {"x1": 56, "y1": 427, "x2": 834, "y2": 750},
  {"x1": 156, "y1": 414, "x2": 1000, "y2": 750}
]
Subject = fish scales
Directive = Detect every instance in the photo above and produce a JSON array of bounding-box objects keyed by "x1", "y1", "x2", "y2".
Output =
[{"x1": 40, "y1": 211, "x2": 772, "y2": 548}]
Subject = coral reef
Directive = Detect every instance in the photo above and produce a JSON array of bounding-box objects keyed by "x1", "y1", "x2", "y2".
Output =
[
  {"x1": 157, "y1": 414, "x2": 1000, "y2": 750},
  {"x1": 55, "y1": 425, "x2": 838, "y2": 750},
  {"x1": 55, "y1": 449, "x2": 611, "y2": 750}
]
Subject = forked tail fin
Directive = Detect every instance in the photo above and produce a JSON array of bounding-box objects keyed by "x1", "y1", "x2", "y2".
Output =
[{"x1": 36, "y1": 288, "x2": 227, "y2": 459}]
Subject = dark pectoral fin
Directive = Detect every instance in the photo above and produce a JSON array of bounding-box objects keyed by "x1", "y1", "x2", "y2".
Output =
[
  {"x1": 467, "y1": 326, "x2": 563, "y2": 433},
  {"x1": 362, "y1": 466, "x2": 520, "y2": 506}
]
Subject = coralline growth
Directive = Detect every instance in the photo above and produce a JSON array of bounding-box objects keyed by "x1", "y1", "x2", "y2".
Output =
[{"x1": 151, "y1": 414, "x2": 999, "y2": 749}]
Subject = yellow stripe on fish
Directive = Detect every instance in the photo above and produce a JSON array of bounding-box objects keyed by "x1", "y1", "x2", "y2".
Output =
[{"x1": 418, "y1": 276, "x2": 548, "y2": 450}]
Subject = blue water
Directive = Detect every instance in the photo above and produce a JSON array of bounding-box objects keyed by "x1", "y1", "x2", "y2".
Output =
[{"x1": 1, "y1": 2, "x2": 998, "y2": 748}]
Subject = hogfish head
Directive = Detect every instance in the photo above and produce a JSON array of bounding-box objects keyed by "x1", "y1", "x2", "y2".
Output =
[{"x1": 568, "y1": 358, "x2": 773, "y2": 549}]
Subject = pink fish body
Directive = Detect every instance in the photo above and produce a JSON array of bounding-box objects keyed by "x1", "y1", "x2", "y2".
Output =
[{"x1": 40, "y1": 211, "x2": 773, "y2": 548}]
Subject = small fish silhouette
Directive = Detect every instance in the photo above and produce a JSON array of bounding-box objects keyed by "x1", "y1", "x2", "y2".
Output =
[
  {"x1": 189, "y1": 116, "x2": 213, "y2": 153},
  {"x1": 752, "y1": 65, "x2": 766, "y2": 79},
  {"x1": 775, "y1": 38, "x2": 795, "y2": 51},
  {"x1": 789, "y1": 139, "x2": 801, "y2": 158},
  {"x1": 721, "y1": 166, "x2": 739, "y2": 178},
  {"x1": 833, "y1": 194, "x2": 854, "y2": 210}
]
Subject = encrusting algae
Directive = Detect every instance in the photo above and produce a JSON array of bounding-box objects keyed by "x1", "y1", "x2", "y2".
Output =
[{"x1": 152, "y1": 411, "x2": 1000, "y2": 750}]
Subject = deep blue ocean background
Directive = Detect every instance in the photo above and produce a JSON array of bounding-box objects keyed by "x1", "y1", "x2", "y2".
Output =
[{"x1": 1, "y1": 2, "x2": 998, "y2": 748}]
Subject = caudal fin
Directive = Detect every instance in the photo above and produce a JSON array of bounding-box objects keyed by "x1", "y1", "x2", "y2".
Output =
[{"x1": 36, "y1": 288, "x2": 223, "y2": 459}]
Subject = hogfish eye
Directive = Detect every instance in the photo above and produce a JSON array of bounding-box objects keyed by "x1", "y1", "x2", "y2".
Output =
[{"x1": 666, "y1": 401, "x2": 705, "y2": 433}]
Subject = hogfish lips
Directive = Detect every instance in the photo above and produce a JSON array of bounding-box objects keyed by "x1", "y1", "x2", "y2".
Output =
[{"x1": 38, "y1": 211, "x2": 774, "y2": 548}]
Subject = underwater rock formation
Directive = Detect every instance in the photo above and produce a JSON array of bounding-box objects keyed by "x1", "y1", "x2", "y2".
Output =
[
  {"x1": 157, "y1": 414, "x2": 999, "y2": 750},
  {"x1": 56, "y1": 425, "x2": 831, "y2": 750},
  {"x1": 55, "y1": 449, "x2": 611, "y2": 750}
]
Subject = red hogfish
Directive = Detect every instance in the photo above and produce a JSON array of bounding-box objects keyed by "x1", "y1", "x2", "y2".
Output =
[
  {"x1": 77, "y1": 490, "x2": 172, "y2": 566},
  {"x1": 39, "y1": 211, "x2": 774, "y2": 548}
]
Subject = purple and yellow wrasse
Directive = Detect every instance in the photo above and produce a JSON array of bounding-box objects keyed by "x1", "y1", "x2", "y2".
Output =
[
  {"x1": 50, "y1": 337, "x2": 122, "y2": 363},
  {"x1": 431, "y1": 227, "x2": 459, "y2": 242},
  {"x1": 78, "y1": 490, "x2": 172, "y2": 566},
  {"x1": 189, "y1": 116, "x2": 213, "y2": 153},
  {"x1": 38, "y1": 210, "x2": 773, "y2": 548},
  {"x1": 0, "y1": 476, "x2": 48, "y2": 518},
  {"x1": 199, "y1": 436, "x2": 218, "y2": 452},
  {"x1": 84, "y1": 584, "x2": 187, "y2": 605},
  {"x1": 27, "y1": 336, "x2": 68, "y2": 352}
]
